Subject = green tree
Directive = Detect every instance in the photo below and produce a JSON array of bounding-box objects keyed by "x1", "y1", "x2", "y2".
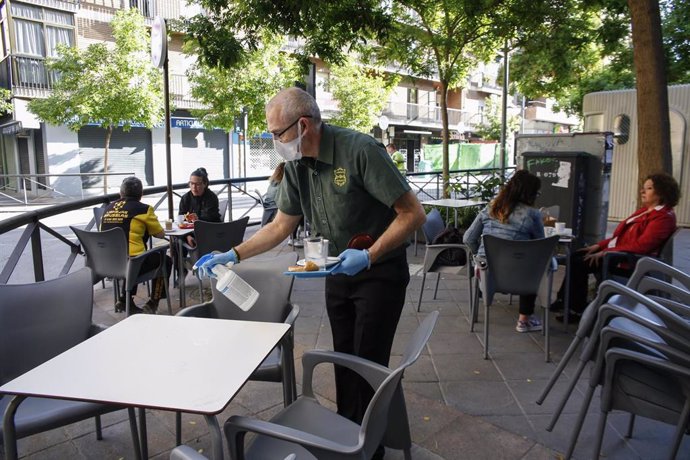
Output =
[
  {"x1": 186, "y1": 34, "x2": 301, "y2": 136},
  {"x1": 327, "y1": 59, "x2": 400, "y2": 133},
  {"x1": 474, "y1": 95, "x2": 520, "y2": 141},
  {"x1": 0, "y1": 88, "x2": 12, "y2": 114},
  {"x1": 28, "y1": 9, "x2": 164, "y2": 193}
]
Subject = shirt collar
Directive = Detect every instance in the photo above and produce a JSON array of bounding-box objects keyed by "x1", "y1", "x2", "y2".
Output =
[
  {"x1": 654, "y1": 204, "x2": 664, "y2": 211},
  {"x1": 316, "y1": 124, "x2": 334, "y2": 165}
]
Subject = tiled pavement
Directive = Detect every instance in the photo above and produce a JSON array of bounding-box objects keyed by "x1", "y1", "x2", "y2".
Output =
[{"x1": 5, "y1": 226, "x2": 690, "y2": 460}]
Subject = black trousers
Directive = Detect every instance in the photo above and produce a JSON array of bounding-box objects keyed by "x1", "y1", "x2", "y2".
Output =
[
  {"x1": 325, "y1": 252, "x2": 409, "y2": 424},
  {"x1": 558, "y1": 251, "x2": 634, "y2": 313},
  {"x1": 519, "y1": 295, "x2": 536, "y2": 316},
  {"x1": 120, "y1": 253, "x2": 172, "y2": 301}
]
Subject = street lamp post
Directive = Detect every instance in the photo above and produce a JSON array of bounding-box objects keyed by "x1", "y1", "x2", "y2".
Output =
[{"x1": 499, "y1": 40, "x2": 509, "y2": 181}]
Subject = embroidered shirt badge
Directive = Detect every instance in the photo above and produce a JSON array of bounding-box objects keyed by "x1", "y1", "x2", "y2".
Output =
[{"x1": 333, "y1": 168, "x2": 347, "y2": 187}]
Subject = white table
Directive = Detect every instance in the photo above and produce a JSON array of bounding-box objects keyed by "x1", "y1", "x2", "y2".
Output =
[
  {"x1": 1, "y1": 315, "x2": 289, "y2": 460},
  {"x1": 421, "y1": 198, "x2": 487, "y2": 227},
  {"x1": 165, "y1": 226, "x2": 195, "y2": 308}
]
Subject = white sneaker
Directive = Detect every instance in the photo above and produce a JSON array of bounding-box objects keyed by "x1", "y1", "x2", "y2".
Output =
[{"x1": 516, "y1": 315, "x2": 542, "y2": 333}]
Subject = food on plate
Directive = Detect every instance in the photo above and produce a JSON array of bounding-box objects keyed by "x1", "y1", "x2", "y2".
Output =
[
  {"x1": 288, "y1": 260, "x2": 320, "y2": 272},
  {"x1": 184, "y1": 212, "x2": 198, "y2": 223}
]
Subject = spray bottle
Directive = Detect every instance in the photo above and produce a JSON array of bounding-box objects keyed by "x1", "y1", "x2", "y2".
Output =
[{"x1": 193, "y1": 255, "x2": 259, "y2": 311}]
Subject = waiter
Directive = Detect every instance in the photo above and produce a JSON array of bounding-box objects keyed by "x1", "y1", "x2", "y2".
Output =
[{"x1": 199, "y1": 87, "x2": 425, "y2": 459}]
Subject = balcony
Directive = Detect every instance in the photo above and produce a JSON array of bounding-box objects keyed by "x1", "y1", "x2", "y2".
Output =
[
  {"x1": 169, "y1": 74, "x2": 207, "y2": 110},
  {"x1": 381, "y1": 101, "x2": 483, "y2": 132},
  {"x1": 0, "y1": 56, "x2": 55, "y2": 99},
  {"x1": 27, "y1": 0, "x2": 79, "y2": 13}
]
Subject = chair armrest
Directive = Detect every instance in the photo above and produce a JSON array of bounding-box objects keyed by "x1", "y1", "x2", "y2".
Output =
[
  {"x1": 224, "y1": 415, "x2": 353, "y2": 456},
  {"x1": 89, "y1": 323, "x2": 108, "y2": 337},
  {"x1": 176, "y1": 302, "x2": 215, "y2": 318},
  {"x1": 170, "y1": 445, "x2": 208, "y2": 460},
  {"x1": 423, "y1": 243, "x2": 470, "y2": 271},
  {"x1": 629, "y1": 257, "x2": 690, "y2": 292},
  {"x1": 300, "y1": 349, "x2": 390, "y2": 398},
  {"x1": 602, "y1": 251, "x2": 640, "y2": 280},
  {"x1": 128, "y1": 245, "x2": 168, "y2": 275},
  {"x1": 284, "y1": 302, "x2": 300, "y2": 327}
]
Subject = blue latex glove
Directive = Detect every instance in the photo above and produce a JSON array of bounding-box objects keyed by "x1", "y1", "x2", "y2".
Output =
[
  {"x1": 330, "y1": 249, "x2": 370, "y2": 276},
  {"x1": 195, "y1": 250, "x2": 237, "y2": 278}
]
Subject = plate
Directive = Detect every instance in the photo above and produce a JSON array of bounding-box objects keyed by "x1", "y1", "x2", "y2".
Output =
[
  {"x1": 297, "y1": 257, "x2": 341, "y2": 268},
  {"x1": 178, "y1": 222, "x2": 195, "y2": 229},
  {"x1": 284, "y1": 267, "x2": 335, "y2": 278}
]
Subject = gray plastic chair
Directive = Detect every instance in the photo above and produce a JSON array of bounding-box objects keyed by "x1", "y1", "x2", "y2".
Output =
[
  {"x1": 417, "y1": 208, "x2": 472, "y2": 311},
  {"x1": 0, "y1": 268, "x2": 141, "y2": 459},
  {"x1": 224, "y1": 311, "x2": 438, "y2": 460},
  {"x1": 71, "y1": 226, "x2": 172, "y2": 316},
  {"x1": 183, "y1": 217, "x2": 248, "y2": 302},
  {"x1": 602, "y1": 227, "x2": 680, "y2": 283},
  {"x1": 537, "y1": 257, "x2": 690, "y2": 429},
  {"x1": 471, "y1": 234, "x2": 559, "y2": 361},
  {"x1": 168, "y1": 312, "x2": 438, "y2": 460},
  {"x1": 174, "y1": 253, "x2": 299, "y2": 443}
]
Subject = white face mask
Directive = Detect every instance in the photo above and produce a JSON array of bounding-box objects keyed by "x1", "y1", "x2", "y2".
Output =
[{"x1": 273, "y1": 122, "x2": 303, "y2": 161}]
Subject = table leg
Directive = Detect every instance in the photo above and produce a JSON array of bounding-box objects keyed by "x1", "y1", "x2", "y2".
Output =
[
  {"x1": 205, "y1": 415, "x2": 224, "y2": 460},
  {"x1": 178, "y1": 236, "x2": 186, "y2": 309},
  {"x1": 454, "y1": 208, "x2": 458, "y2": 227},
  {"x1": 563, "y1": 244, "x2": 572, "y2": 331},
  {"x1": 127, "y1": 407, "x2": 143, "y2": 460},
  {"x1": 3, "y1": 395, "x2": 26, "y2": 460},
  {"x1": 138, "y1": 407, "x2": 148, "y2": 459}
]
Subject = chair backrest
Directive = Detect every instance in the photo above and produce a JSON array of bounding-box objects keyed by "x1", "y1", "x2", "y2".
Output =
[
  {"x1": 194, "y1": 217, "x2": 249, "y2": 257},
  {"x1": 209, "y1": 252, "x2": 298, "y2": 322},
  {"x1": 658, "y1": 227, "x2": 680, "y2": 265},
  {"x1": 422, "y1": 208, "x2": 445, "y2": 244},
  {"x1": 360, "y1": 312, "x2": 438, "y2": 456},
  {"x1": 0, "y1": 268, "x2": 94, "y2": 385},
  {"x1": 483, "y1": 234, "x2": 559, "y2": 295},
  {"x1": 71, "y1": 226, "x2": 129, "y2": 279},
  {"x1": 92, "y1": 206, "x2": 106, "y2": 230},
  {"x1": 218, "y1": 199, "x2": 229, "y2": 222}
]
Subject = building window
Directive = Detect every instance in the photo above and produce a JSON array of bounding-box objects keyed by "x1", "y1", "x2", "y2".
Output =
[{"x1": 11, "y1": 2, "x2": 75, "y2": 87}]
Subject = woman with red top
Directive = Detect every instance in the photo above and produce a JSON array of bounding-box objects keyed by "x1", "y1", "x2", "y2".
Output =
[{"x1": 555, "y1": 172, "x2": 680, "y2": 321}]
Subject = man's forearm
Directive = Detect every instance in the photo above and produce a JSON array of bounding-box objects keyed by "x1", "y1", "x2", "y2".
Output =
[{"x1": 368, "y1": 192, "x2": 425, "y2": 264}]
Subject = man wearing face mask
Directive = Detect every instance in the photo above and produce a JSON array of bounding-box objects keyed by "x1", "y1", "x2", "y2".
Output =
[{"x1": 199, "y1": 87, "x2": 426, "y2": 458}]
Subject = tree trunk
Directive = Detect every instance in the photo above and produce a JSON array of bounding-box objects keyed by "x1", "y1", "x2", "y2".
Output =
[
  {"x1": 628, "y1": 0, "x2": 672, "y2": 193},
  {"x1": 439, "y1": 81, "x2": 450, "y2": 198},
  {"x1": 103, "y1": 126, "x2": 113, "y2": 195}
]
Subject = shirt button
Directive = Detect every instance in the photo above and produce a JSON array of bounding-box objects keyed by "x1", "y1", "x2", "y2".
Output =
[
  {"x1": 321, "y1": 220, "x2": 327, "y2": 224},
  {"x1": 313, "y1": 171, "x2": 318, "y2": 176},
  {"x1": 316, "y1": 196, "x2": 322, "y2": 201}
]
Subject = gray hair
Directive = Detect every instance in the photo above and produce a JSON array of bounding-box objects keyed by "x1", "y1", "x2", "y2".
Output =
[
  {"x1": 120, "y1": 176, "x2": 143, "y2": 200},
  {"x1": 267, "y1": 87, "x2": 322, "y2": 124}
]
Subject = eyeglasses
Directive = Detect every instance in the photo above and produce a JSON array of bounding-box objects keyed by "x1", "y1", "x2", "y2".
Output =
[
  {"x1": 271, "y1": 115, "x2": 312, "y2": 141},
  {"x1": 188, "y1": 181, "x2": 204, "y2": 187}
]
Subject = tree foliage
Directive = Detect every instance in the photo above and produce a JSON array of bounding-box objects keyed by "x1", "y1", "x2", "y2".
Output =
[
  {"x1": 186, "y1": 34, "x2": 301, "y2": 135},
  {"x1": 327, "y1": 59, "x2": 400, "y2": 133},
  {"x1": 474, "y1": 95, "x2": 520, "y2": 141},
  {"x1": 0, "y1": 88, "x2": 12, "y2": 114},
  {"x1": 28, "y1": 9, "x2": 163, "y2": 192},
  {"x1": 182, "y1": 0, "x2": 392, "y2": 70}
]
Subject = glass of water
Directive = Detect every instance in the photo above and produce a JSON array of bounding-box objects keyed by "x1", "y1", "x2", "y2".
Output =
[{"x1": 303, "y1": 237, "x2": 328, "y2": 270}]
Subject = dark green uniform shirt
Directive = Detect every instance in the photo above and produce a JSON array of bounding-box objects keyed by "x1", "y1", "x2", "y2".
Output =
[{"x1": 277, "y1": 124, "x2": 411, "y2": 257}]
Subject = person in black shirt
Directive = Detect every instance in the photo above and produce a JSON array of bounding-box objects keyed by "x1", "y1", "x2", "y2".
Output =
[{"x1": 178, "y1": 167, "x2": 221, "y2": 248}]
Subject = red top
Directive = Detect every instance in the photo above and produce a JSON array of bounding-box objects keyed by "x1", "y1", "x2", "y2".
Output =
[{"x1": 598, "y1": 205, "x2": 677, "y2": 256}]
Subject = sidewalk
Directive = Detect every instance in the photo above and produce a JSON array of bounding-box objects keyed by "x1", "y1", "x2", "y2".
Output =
[{"x1": 5, "y1": 226, "x2": 690, "y2": 460}]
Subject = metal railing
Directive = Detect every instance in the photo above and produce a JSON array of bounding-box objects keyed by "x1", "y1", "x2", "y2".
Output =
[
  {"x1": 0, "y1": 167, "x2": 511, "y2": 284},
  {"x1": 0, "y1": 172, "x2": 136, "y2": 205}
]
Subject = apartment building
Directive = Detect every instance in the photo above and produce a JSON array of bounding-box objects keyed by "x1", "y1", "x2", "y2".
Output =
[{"x1": 0, "y1": 0, "x2": 578, "y2": 198}]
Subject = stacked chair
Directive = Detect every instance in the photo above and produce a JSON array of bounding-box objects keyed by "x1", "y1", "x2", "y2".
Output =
[{"x1": 537, "y1": 257, "x2": 690, "y2": 459}]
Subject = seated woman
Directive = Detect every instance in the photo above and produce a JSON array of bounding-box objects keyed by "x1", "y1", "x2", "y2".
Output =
[
  {"x1": 463, "y1": 170, "x2": 545, "y2": 333},
  {"x1": 178, "y1": 167, "x2": 221, "y2": 248},
  {"x1": 555, "y1": 172, "x2": 680, "y2": 321}
]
